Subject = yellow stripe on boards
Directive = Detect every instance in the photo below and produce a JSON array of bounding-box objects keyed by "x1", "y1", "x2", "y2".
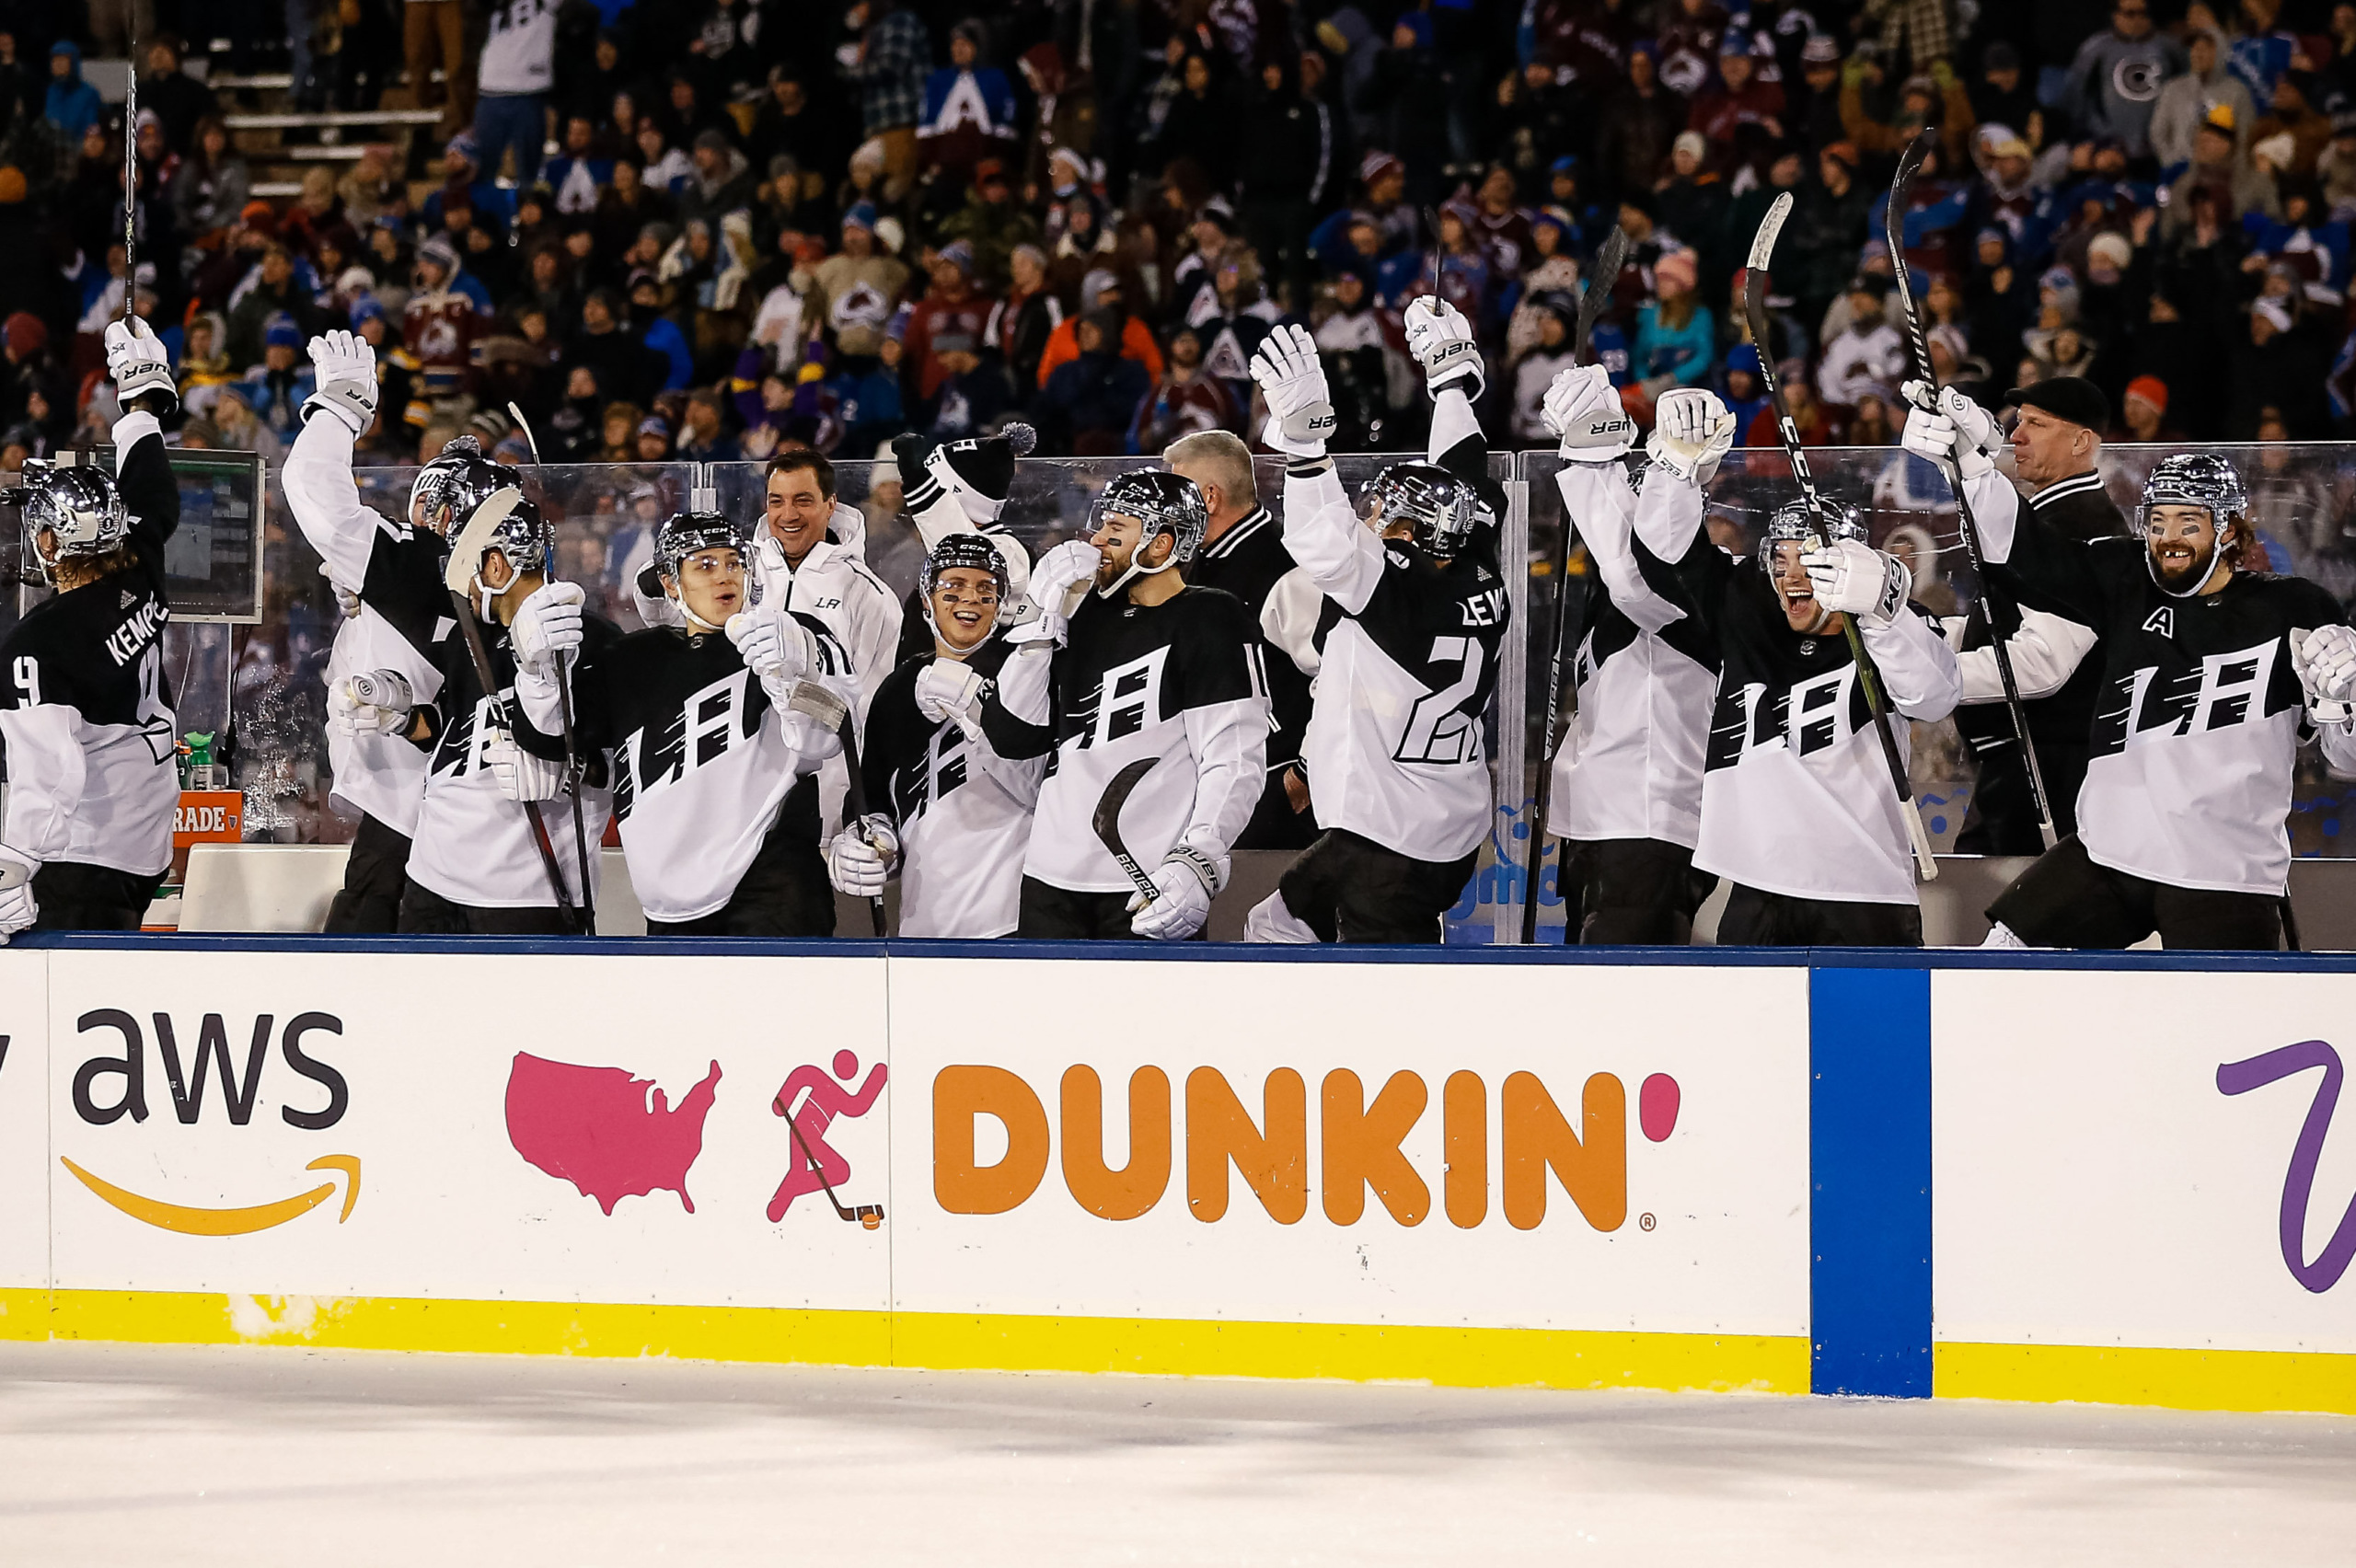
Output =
[
  {"x1": 3, "y1": 1287, "x2": 1808, "y2": 1394},
  {"x1": 1936, "y1": 1341, "x2": 2356, "y2": 1414}
]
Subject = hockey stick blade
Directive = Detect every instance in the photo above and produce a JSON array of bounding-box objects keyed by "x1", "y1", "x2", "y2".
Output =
[
  {"x1": 775, "y1": 1088, "x2": 884, "y2": 1228},
  {"x1": 786, "y1": 678, "x2": 849, "y2": 732},
  {"x1": 504, "y1": 401, "x2": 542, "y2": 465},
  {"x1": 1747, "y1": 191, "x2": 1794, "y2": 274},
  {"x1": 1091, "y1": 755, "x2": 1163, "y2": 904},
  {"x1": 1575, "y1": 226, "x2": 1631, "y2": 363},
  {"x1": 443, "y1": 485, "x2": 524, "y2": 594}
]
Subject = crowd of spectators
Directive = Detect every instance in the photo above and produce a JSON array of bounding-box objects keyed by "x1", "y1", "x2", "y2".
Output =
[{"x1": 6, "y1": 0, "x2": 2356, "y2": 478}]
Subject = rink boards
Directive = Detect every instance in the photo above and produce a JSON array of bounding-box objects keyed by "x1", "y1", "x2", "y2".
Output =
[{"x1": 1, "y1": 939, "x2": 2353, "y2": 1414}]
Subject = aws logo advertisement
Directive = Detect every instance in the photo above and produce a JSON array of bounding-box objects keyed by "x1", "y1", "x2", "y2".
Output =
[
  {"x1": 49, "y1": 1009, "x2": 357, "y2": 1237},
  {"x1": 929, "y1": 1064, "x2": 1683, "y2": 1232}
]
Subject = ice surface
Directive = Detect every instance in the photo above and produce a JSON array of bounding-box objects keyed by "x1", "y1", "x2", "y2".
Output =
[{"x1": 2, "y1": 1341, "x2": 2351, "y2": 1565}]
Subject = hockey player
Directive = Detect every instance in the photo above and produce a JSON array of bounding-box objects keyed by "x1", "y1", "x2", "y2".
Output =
[
  {"x1": 828, "y1": 533, "x2": 1053, "y2": 937},
  {"x1": 1906, "y1": 396, "x2": 2356, "y2": 949},
  {"x1": 1239, "y1": 302, "x2": 1511, "y2": 944},
  {"x1": 888, "y1": 426, "x2": 1034, "y2": 664},
  {"x1": 512, "y1": 511, "x2": 858, "y2": 936},
  {"x1": 284, "y1": 338, "x2": 485, "y2": 931},
  {"x1": 0, "y1": 318, "x2": 180, "y2": 937},
  {"x1": 1166, "y1": 428, "x2": 1321, "y2": 852},
  {"x1": 1592, "y1": 369, "x2": 1963, "y2": 945},
  {"x1": 1542, "y1": 371, "x2": 1725, "y2": 943},
  {"x1": 1011, "y1": 470, "x2": 1269, "y2": 941}
]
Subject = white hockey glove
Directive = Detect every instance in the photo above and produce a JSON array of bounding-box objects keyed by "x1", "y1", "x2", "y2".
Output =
[
  {"x1": 1404, "y1": 295, "x2": 1485, "y2": 400},
  {"x1": 1247, "y1": 323, "x2": 1337, "y2": 458},
  {"x1": 826, "y1": 814, "x2": 899, "y2": 897},
  {"x1": 1801, "y1": 537, "x2": 1912, "y2": 630},
  {"x1": 483, "y1": 729, "x2": 564, "y2": 802},
  {"x1": 1541, "y1": 365, "x2": 1634, "y2": 464},
  {"x1": 1899, "y1": 381, "x2": 2002, "y2": 480},
  {"x1": 914, "y1": 656, "x2": 986, "y2": 737},
  {"x1": 301, "y1": 328, "x2": 381, "y2": 435},
  {"x1": 2292, "y1": 624, "x2": 2356, "y2": 724},
  {"x1": 104, "y1": 317, "x2": 176, "y2": 412},
  {"x1": 1646, "y1": 386, "x2": 1737, "y2": 485},
  {"x1": 510, "y1": 581, "x2": 585, "y2": 677},
  {"x1": 329, "y1": 668, "x2": 415, "y2": 737},
  {"x1": 0, "y1": 846, "x2": 38, "y2": 944},
  {"x1": 1127, "y1": 844, "x2": 1225, "y2": 941},
  {"x1": 726, "y1": 607, "x2": 814, "y2": 702},
  {"x1": 1011, "y1": 537, "x2": 1102, "y2": 644}
]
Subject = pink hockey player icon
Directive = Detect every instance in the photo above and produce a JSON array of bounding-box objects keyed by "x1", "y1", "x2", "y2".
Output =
[{"x1": 768, "y1": 1049, "x2": 888, "y2": 1226}]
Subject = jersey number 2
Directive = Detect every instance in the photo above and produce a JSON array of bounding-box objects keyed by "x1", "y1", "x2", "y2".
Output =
[{"x1": 1396, "y1": 637, "x2": 1484, "y2": 765}]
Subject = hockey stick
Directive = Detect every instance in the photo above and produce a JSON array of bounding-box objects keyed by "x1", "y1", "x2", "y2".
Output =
[
  {"x1": 1522, "y1": 225, "x2": 1633, "y2": 943},
  {"x1": 1886, "y1": 127, "x2": 2057, "y2": 851},
  {"x1": 502, "y1": 401, "x2": 600, "y2": 927},
  {"x1": 785, "y1": 678, "x2": 888, "y2": 937},
  {"x1": 441, "y1": 487, "x2": 585, "y2": 929},
  {"x1": 772, "y1": 1085, "x2": 884, "y2": 1228},
  {"x1": 1091, "y1": 755, "x2": 1163, "y2": 905},
  {"x1": 1746, "y1": 193, "x2": 1938, "y2": 883},
  {"x1": 121, "y1": 18, "x2": 135, "y2": 322}
]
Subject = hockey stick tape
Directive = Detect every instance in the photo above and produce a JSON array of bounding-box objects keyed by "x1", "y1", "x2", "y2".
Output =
[
  {"x1": 443, "y1": 486, "x2": 524, "y2": 594},
  {"x1": 0, "y1": 859, "x2": 29, "y2": 891}
]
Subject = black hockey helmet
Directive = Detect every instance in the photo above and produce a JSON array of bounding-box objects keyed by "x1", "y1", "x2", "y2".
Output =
[
  {"x1": 1089, "y1": 469, "x2": 1208, "y2": 594},
  {"x1": 479, "y1": 494, "x2": 553, "y2": 583},
  {"x1": 655, "y1": 510, "x2": 745, "y2": 581},
  {"x1": 2138, "y1": 452, "x2": 2248, "y2": 598},
  {"x1": 1361, "y1": 462, "x2": 1479, "y2": 557},
  {"x1": 20, "y1": 462, "x2": 129, "y2": 582},
  {"x1": 1758, "y1": 496, "x2": 1865, "y2": 573},
  {"x1": 919, "y1": 532, "x2": 1011, "y2": 645},
  {"x1": 411, "y1": 435, "x2": 523, "y2": 537}
]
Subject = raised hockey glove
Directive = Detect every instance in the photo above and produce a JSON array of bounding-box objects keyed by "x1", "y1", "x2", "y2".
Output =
[
  {"x1": 826, "y1": 815, "x2": 899, "y2": 897},
  {"x1": 1900, "y1": 381, "x2": 2001, "y2": 480},
  {"x1": 301, "y1": 328, "x2": 381, "y2": 435},
  {"x1": 2293, "y1": 624, "x2": 2356, "y2": 723},
  {"x1": 104, "y1": 316, "x2": 177, "y2": 413},
  {"x1": 1646, "y1": 386, "x2": 1737, "y2": 484},
  {"x1": 329, "y1": 669, "x2": 416, "y2": 737},
  {"x1": 1127, "y1": 844, "x2": 1225, "y2": 941},
  {"x1": 1541, "y1": 365, "x2": 1634, "y2": 464},
  {"x1": 510, "y1": 581, "x2": 585, "y2": 677},
  {"x1": 914, "y1": 656, "x2": 986, "y2": 738},
  {"x1": 0, "y1": 846, "x2": 37, "y2": 943},
  {"x1": 483, "y1": 729, "x2": 564, "y2": 802},
  {"x1": 1404, "y1": 295, "x2": 1485, "y2": 401},
  {"x1": 1801, "y1": 537, "x2": 1912, "y2": 630},
  {"x1": 1011, "y1": 537, "x2": 1102, "y2": 645},
  {"x1": 1248, "y1": 323, "x2": 1337, "y2": 458}
]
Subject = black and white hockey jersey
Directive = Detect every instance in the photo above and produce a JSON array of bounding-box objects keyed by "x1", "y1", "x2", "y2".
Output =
[
  {"x1": 0, "y1": 411, "x2": 180, "y2": 877},
  {"x1": 1019, "y1": 583, "x2": 1269, "y2": 894},
  {"x1": 1633, "y1": 503, "x2": 1962, "y2": 905},
  {"x1": 1547, "y1": 459, "x2": 1720, "y2": 850},
  {"x1": 284, "y1": 416, "x2": 445, "y2": 836},
  {"x1": 862, "y1": 639, "x2": 1053, "y2": 937},
  {"x1": 1278, "y1": 391, "x2": 1508, "y2": 865},
  {"x1": 1967, "y1": 467, "x2": 2356, "y2": 895},
  {"x1": 514, "y1": 617, "x2": 852, "y2": 923}
]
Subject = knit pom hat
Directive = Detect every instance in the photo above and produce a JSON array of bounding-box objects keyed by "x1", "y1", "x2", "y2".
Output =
[{"x1": 902, "y1": 422, "x2": 1037, "y2": 524}]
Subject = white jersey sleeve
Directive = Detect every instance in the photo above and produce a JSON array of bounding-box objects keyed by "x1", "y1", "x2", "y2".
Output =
[
  {"x1": 1860, "y1": 605, "x2": 1962, "y2": 721},
  {"x1": 1278, "y1": 463, "x2": 1385, "y2": 614},
  {"x1": 1943, "y1": 605, "x2": 2097, "y2": 702},
  {"x1": 0, "y1": 700, "x2": 86, "y2": 863},
  {"x1": 282, "y1": 413, "x2": 390, "y2": 591}
]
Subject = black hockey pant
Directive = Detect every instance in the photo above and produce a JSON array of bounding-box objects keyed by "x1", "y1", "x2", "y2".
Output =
[
  {"x1": 1717, "y1": 882, "x2": 1923, "y2": 947},
  {"x1": 645, "y1": 811, "x2": 837, "y2": 939},
  {"x1": 1276, "y1": 828, "x2": 1476, "y2": 945},
  {"x1": 324, "y1": 813, "x2": 412, "y2": 934},
  {"x1": 30, "y1": 861, "x2": 163, "y2": 932},
  {"x1": 397, "y1": 879, "x2": 578, "y2": 936},
  {"x1": 1987, "y1": 835, "x2": 2283, "y2": 951},
  {"x1": 1016, "y1": 877, "x2": 1210, "y2": 940},
  {"x1": 1565, "y1": 836, "x2": 1715, "y2": 945}
]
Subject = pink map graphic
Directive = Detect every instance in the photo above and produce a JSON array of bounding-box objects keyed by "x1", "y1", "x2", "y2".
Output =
[{"x1": 505, "y1": 1054, "x2": 722, "y2": 1216}]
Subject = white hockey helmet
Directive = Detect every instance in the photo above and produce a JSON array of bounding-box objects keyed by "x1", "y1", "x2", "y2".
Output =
[
  {"x1": 1361, "y1": 462, "x2": 1480, "y2": 556},
  {"x1": 21, "y1": 462, "x2": 131, "y2": 582},
  {"x1": 1758, "y1": 496, "x2": 1865, "y2": 573}
]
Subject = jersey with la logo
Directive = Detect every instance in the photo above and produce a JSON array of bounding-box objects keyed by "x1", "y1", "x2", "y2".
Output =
[
  {"x1": 2006, "y1": 532, "x2": 2354, "y2": 894},
  {"x1": 0, "y1": 415, "x2": 179, "y2": 877},
  {"x1": 862, "y1": 640, "x2": 1053, "y2": 937},
  {"x1": 404, "y1": 607, "x2": 621, "y2": 910},
  {"x1": 516, "y1": 616, "x2": 851, "y2": 922},
  {"x1": 1025, "y1": 585, "x2": 1270, "y2": 894}
]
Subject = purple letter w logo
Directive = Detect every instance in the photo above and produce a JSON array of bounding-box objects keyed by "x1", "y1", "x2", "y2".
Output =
[{"x1": 2218, "y1": 1041, "x2": 2356, "y2": 1295}]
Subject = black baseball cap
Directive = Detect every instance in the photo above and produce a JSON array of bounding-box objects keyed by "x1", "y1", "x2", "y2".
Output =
[{"x1": 2004, "y1": 375, "x2": 2109, "y2": 432}]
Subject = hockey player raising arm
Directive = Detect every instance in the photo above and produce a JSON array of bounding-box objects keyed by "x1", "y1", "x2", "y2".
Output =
[
  {"x1": 1542, "y1": 370, "x2": 1727, "y2": 943},
  {"x1": 1906, "y1": 393, "x2": 2356, "y2": 949},
  {"x1": 1627, "y1": 379, "x2": 1962, "y2": 946},
  {"x1": 513, "y1": 512, "x2": 857, "y2": 936},
  {"x1": 1011, "y1": 470, "x2": 1269, "y2": 941},
  {"x1": 829, "y1": 533, "x2": 1054, "y2": 937},
  {"x1": 1240, "y1": 306, "x2": 1511, "y2": 943},
  {"x1": 0, "y1": 318, "x2": 181, "y2": 937},
  {"x1": 283, "y1": 329, "x2": 468, "y2": 931}
]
